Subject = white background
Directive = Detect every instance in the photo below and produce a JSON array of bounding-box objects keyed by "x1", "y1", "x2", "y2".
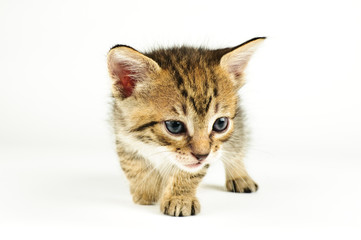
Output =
[{"x1": 1, "y1": 0, "x2": 360, "y2": 239}]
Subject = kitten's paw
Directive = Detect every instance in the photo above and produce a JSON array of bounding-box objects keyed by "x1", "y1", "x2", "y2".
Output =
[
  {"x1": 226, "y1": 177, "x2": 258, "y2": 193},
  {"x1": 160, "y1": 196, "x2": 200, "y2": 217}
]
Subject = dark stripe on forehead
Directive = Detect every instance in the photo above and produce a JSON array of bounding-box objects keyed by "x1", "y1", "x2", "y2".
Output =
[
  {"x1": 171, "y1": 107, "x2": 179, "y2": 115},
  {"x1": 182, "y1": 104, "x2": 187, "y2": 115},
  {"x1": 209, "y1": 68, "x2": 217, "y2": 83},
  {"x1": 205, "y1": 96, "x2": 212, "y2": 113},
  {"x1": 190, "y1": 96, "x2": 198, "y2": 112},
  {"x1": 130, "y1": 121, "x2": 158, "y2": 132},
  {"x1": 172, "y1": 67, "x2": 184, "y2": 88},
  {"x1": 213, "y1": 88, "x2": 218, "y2": 97},
  {"x1": 181, "y1": 90, "x2": 188, "y2": 98},
  {"x1": 188, "y1": 95, "x2": 213, "y2": 115},
  {"x1": 203, "y1": 69, "x2": 209, "y2": 89},
  {"x1": 215, "y1": 103, "x2": 219, "y2": 113}
]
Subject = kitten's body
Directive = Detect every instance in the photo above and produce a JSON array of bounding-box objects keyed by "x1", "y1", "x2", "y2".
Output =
[{"x1": 107, "y1": 38, "x2": 265, "y2": 216}]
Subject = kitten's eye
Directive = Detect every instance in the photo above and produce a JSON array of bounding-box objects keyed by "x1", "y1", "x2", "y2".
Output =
[
  {"x1": 213, "y1": 117, "x2": 229, "y2": 132},
  {"x1": 165, "y1": 120, "x2": 186, "y2": 134}
]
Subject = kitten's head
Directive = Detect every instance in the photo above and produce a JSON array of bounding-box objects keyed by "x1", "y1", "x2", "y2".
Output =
[{"x1": 107, "y1": 38, "x2": 265, "y2": 173}]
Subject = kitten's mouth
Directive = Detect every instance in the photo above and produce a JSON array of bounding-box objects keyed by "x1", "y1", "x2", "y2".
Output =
[
  {"x1": 184, "y1": 162, "x2": 203, "y2": 168},
  {"x1": 175, "y1": 154, "x2": 210, "y2": 171}
]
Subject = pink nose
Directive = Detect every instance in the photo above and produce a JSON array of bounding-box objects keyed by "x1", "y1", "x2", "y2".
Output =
[{"x1": 191, "y1": 153, "x2": 209, "y2": 161}]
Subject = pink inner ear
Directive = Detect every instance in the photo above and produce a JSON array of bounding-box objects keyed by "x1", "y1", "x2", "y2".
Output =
[
  {"x1": 114, "y1": 64, "x2": 136, "y2": 98},
  {"x1": 229, "y1": 65, "x2": 242, "y2": 78},
  {"x1": 120, "y1": 69, "x2": 136, "y2": 98}
]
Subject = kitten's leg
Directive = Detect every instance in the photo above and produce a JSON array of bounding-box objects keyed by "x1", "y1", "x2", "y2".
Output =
[
  {"x1": 160, "y1": 165, "x2": 208, "y2": 217},
  {"x1": 117, "y1": 149, "x2": 162, "y2": 205},
  {"x1": 223, "y1": 156, "x2": 258, "y2": 193}
]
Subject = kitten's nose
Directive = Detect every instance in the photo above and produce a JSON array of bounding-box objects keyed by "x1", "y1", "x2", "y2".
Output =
[{"x1": 192, "y1": 153, "x2": 209, "y2": 162}]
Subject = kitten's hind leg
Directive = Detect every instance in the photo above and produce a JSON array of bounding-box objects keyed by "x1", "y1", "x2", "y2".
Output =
[{"x1": 222, "y1": 157, "x2": 258, "y2": 193}]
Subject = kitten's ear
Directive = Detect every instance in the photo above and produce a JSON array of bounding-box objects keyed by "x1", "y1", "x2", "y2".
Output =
[
  {"x1": 220, "y1": 37, "x2": 266, "y2": 88},
  {"x1": 107, "y1": 45, "x2": 160, "y2": 98}
]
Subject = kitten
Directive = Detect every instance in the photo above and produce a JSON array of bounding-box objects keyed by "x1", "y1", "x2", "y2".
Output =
[{"x1": 107, "y1": 37, "x2": 265, "y2": 216}]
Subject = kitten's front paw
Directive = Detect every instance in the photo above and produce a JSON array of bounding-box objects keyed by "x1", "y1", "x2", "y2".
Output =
[
  {"x1": 226, "y1": 177, "x2": 259, "y2": 193},
  {"x1": 160, "y1": 196, "x2": 200, "y2": 217}
]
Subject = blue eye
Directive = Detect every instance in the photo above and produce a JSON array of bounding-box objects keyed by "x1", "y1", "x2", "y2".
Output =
[
  {"x1": 165, "y1": 121, "x2": 186, "y2": 134},
  {"x1": 213, "y1": 117, "x2": 229, "y2": 132}
]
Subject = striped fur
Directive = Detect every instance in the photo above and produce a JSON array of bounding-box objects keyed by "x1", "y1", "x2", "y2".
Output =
[{"x1": 107, "y1": 37, "x2": 265, "y2": 216}]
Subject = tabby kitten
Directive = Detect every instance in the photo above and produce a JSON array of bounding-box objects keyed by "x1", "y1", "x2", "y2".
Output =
[{"x1": 107, "y1": 37, "x2": 265, "y2": 216}]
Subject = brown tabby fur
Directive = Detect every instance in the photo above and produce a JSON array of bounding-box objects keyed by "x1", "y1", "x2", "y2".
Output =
[{"x1": 107, "y1": 37, "x2": 265, "y2": 216}]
